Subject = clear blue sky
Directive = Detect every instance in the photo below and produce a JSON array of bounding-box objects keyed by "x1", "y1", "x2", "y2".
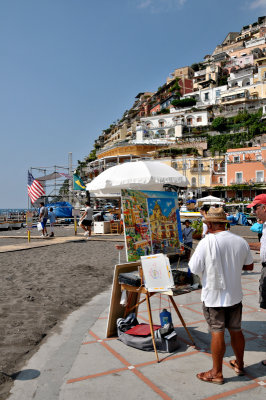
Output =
[{"x1": 0, "y1": 0, "x2": 265, "y2": 208}]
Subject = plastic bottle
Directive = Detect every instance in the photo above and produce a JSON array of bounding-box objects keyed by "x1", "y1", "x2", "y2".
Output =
[{"x1": 160, "y1": 309, "x2": 172, "y2": 327}]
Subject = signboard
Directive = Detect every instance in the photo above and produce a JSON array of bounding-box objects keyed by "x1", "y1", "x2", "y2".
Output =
[
  {"x1": 121, "y1": 189, "x2": 183, "y2": 262},
  {"x1": 26, "y1": 211, "x2": 33, "y2": 230},
  {"x1": 72, "y1": 208, "x2": 80, "y2": 216}
]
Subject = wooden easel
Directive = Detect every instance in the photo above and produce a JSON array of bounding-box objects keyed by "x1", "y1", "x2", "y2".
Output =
[{"x1": 120, "y1": 266, "x2": 195, "y2": 363}]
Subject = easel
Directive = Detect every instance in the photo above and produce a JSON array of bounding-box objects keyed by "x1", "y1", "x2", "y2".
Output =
[{"x1": 120, "y1": 265, "x2": 195, "y2": 363}]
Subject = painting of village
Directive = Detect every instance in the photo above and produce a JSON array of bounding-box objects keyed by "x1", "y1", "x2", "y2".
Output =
[{"x1": 121, "y1": 189, "x2": 183, "y2": 262}]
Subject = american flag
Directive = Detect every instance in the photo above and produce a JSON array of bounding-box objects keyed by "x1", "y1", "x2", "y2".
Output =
[{"x1": 27, "y1": 171, "x2": 45, "y2": 204}]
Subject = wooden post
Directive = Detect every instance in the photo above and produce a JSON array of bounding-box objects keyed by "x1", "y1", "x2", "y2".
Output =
[
  {"x1": 28, "y1": 230, "x2": 31, "y2": 243},
  {"x1": 169, "y1": 295, "x2": 195, "y2": 345},
  {"x1": 74, "y1": 215, "x2": 77, "y2": 236},
  {"x1": 146, "y1": 293, "x2": 160, "y2": 363}
]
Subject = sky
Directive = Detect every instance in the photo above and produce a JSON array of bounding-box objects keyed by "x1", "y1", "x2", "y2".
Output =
[{"x1": 1, "y1": 0, "x2": 266, "y2": 208}]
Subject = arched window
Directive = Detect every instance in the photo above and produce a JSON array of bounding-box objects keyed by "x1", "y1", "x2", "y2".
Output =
[
  {"x1": 191, "y1": 177, "x2": 197, "y2": 187},
  {"x1": 168, "y1": 128, "x2": 175, "y2": 137}
]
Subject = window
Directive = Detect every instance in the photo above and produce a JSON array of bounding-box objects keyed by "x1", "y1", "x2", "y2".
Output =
[
  {"x1": 219, "y1": 177, "x2": 224, "y2": 184},
  {"x1": 191, "y1": 177, "x2": 197, "y2": 187},
  {"x1": 256, "y1": 154, "x2": 262, "y2": 161},
  {"x1": 197, "y1": 116, "x2": 202, "y2": 122},
  {"x1": 199, "y1": 163, "x2": 204, "y2": 171},
  {"x1": 264, "y1": 71, "x2": 266, "y2": 80},
  {"x1": 204, "y1": 92, "x2": 209, "y2": 100},
  {"x1": 159, "y1": 121, "x2": 165, "y2": 127},
  {"x1": 187, "y1": 117, "x2": 193, "y2": 125},
  {"x1": 234, "y1": 156, "x2": 240, "y2": 163},
  {"x1": 216, "y1": 90, "x2": 221, "y2": 98},
  {"x1": 235, "y1": 172, "x2": 243, "y2": 183},
  {"x1": 256, "y1": 171, "x2": 264, "y2": 182},
  {"x1": 199, "y1": 176, "x2": 205, "y2": 185}
]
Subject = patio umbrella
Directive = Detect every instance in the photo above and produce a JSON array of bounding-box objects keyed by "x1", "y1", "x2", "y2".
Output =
[
  {"x1": 197, "y1": 195, "x2": 225, "y2": 205},
  {"x1": 86, "y1": 160, "x2": 189, "y2": 195}
]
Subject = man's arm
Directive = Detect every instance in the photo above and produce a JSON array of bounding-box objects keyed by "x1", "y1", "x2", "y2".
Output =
[{"x1": 242, "y1": 263, "x2": 254, "y2": 271}]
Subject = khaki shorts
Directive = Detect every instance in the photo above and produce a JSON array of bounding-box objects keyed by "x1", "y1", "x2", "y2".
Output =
[{"x1": 202, "y1": 302, "x2": 242, "y2": 332}]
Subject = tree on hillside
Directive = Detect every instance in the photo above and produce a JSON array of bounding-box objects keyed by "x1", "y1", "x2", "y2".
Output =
[{"x1": 211, "y1": 117, "x2": 227, "y2": 132}]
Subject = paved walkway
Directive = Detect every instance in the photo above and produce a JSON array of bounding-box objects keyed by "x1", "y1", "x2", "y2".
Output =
[
  {"x1": 6, "y1": 251, "x2": 266, "y2": 400},
  {"x1": 0, "y1": 234, "x2": 124, "y2": 252}
]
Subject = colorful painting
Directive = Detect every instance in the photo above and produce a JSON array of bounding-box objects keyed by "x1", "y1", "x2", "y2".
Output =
[{"x1": 121, "y1": 189, "x2": 183, "y2": 262}]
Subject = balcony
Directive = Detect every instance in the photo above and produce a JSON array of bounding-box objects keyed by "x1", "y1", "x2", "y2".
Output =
[{"x1": 190, "y1": 167, "x2": 210, "y2": 173}]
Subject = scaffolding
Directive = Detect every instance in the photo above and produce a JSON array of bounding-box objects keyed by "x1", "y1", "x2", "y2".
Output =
[{"x1": 28, "y1": 153, "x2": 85, "y2": 208}]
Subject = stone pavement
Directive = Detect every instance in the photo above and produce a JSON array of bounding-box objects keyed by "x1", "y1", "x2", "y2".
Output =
[{"x1": 6, "y1": 251, "x2": 266, "y2": 400}]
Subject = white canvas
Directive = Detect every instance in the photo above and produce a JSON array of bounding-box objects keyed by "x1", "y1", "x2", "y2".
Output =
[{"x1": 141, "y1": 253, "x2": 174, "y2": 292}]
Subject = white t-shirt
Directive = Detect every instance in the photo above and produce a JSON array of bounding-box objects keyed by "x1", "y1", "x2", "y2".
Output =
[
  {"x1": 189, "y1": 231, "x2": 253, "y2": 307},
  {"x1": 84, "y1": 206, "x2": 93, "y2": 220},
  {"x1": 260, "y1": 222, "x2": 266, "y2": 263}
]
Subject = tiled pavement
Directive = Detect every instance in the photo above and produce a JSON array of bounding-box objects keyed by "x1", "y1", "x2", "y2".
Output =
[{"x1": 8, "y1": 252, "x2": 266, "y2": 400}]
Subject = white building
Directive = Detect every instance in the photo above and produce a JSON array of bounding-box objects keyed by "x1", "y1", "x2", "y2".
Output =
[
  {"x1": 135, "y1": 110, "x2": 212, "y2": 142},
  {"x1": 182, "y1": 85, "x2": 228, "y2": 106},
  {"x1": 227, "y1": 66, "x2": 255, "y2": 88}
]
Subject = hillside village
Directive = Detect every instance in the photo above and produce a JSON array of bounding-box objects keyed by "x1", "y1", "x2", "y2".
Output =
[{"x1": 77, "y1": 16, "x2": 266, "y2": 202}]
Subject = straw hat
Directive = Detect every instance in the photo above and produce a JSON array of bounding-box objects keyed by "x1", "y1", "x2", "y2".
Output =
[{"x1": 203, "y1": 207, "x2": 228, "y2": 223}]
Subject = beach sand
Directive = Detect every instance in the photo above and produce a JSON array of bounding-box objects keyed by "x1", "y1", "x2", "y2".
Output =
[
  {"x1": 0, "y1": 226, "x2": 126, "y2": 399},
  {"x1": 0, "y1": 224, "x2": 258, "y2": 399}
]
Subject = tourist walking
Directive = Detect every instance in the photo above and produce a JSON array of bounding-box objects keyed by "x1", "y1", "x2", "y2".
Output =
[
  {"x1": 182, "y1": 219, "x2": 195, "y2": 261},
  {"x1": 39, "y1": 202, "x2": 48, "y2": 237},
  {"x1": 48, "y1": 207, "x2": 56, "y2": 237},
  {"x1": 247, "y1": 194, "x2": 266, "y2": 366},
  {"x1": 189, "y1": 207, "x2": 253, "y2": 384},
  {"x1": 80, "y1": 201, "x2": 93, "y2": 238}
]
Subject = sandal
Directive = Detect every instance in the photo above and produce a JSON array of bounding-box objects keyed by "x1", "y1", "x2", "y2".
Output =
[
  {"x1": 229, "y1": 360, "x2": 245, "y2": 376},
  {"x1": 196, "y1": 370, "x2": 224, "y2": 385}
]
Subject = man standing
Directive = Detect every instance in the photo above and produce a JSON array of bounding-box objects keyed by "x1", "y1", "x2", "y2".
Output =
[
  {"x1": 80, "y1": 201, "x2": 93, "y2": 238},
  {"x1": 39, "y1": 202, "x2": 48, "y2": 237},
  {"x1": 247, "y1": 194, "x2": 266, "y2": 366},
  {"x1": 182, "y1": 219, "x2": 195, "y2": 261},
  {"x1": 189, "y1": 207, "x2": 253, "y2": 384}
]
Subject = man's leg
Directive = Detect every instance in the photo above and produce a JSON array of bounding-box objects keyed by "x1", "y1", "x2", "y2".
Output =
[
  {"x1": 196, "y1": 331, "x2": 225, "y2": 384},
  {"x1": 229, "y1": 329, "x2": 245, "y2": 370},
  {"x1": 210, "y1": 331, "x2": 225, "y2": 377}
]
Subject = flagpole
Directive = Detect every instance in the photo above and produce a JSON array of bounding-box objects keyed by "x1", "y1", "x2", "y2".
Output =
[{"x1": 68, "y1": 152, "x2": 73, "y2": 205}]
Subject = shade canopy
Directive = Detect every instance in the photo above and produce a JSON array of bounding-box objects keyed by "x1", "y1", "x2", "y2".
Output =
[
  {"x1": 197, "y1": 195, "x2": 225, "y2": 205},
  {"x1": 86, "y1": 160, "x2": 189, "y2": 195}
]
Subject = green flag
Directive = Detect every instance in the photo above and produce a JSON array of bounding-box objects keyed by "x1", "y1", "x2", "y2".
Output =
[{"x1": 73, "y1": 174, "x2": 86, "y2": 191}]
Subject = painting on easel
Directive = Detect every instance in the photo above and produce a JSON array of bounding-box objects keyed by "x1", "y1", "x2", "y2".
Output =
[{"x1": 121, "y1": 189, "x2": 183, "y2": 262}]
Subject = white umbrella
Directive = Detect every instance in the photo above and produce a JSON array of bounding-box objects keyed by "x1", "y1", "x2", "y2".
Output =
[
  {"x1": 86, "y1": 160, "x2": 189, "y2": 194},
  {"x1": 197, "y1": 195, "x2": 225, "y2": 204}
]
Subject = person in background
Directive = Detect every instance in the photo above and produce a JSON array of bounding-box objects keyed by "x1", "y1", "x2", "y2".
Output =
[
  {"x1": 182, "y1": 219, "x2": 195, "y2": 261},
  {"x1": 39, "y1": 202, "x2": 48, "y2": 237},
  {"x1": 80, "y1": 201, "x2": 93, "y2": 238},
  {"x1": 247, "y1": 194, "x2": 266, "y2": 366},
  {"x1": 257, "y1": 218, "x2": 264, "y2": 242},
  {"x1": 189, "y1": 207, "x2": 253, "y2": 384},
  {"x1": 48, "y1": 207, "x2": 56, "y2": 237},
  {"x1": 200, "y1": 205, "x2": 209, "y2": 238}
]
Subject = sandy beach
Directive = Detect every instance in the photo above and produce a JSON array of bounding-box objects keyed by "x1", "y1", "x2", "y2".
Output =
[
  {"x1": 0, "y1": 226, "x2": 126, "y2": 399},
  {"x1": 0, "y1": 224, "x2": 258, "y2": 399}
]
